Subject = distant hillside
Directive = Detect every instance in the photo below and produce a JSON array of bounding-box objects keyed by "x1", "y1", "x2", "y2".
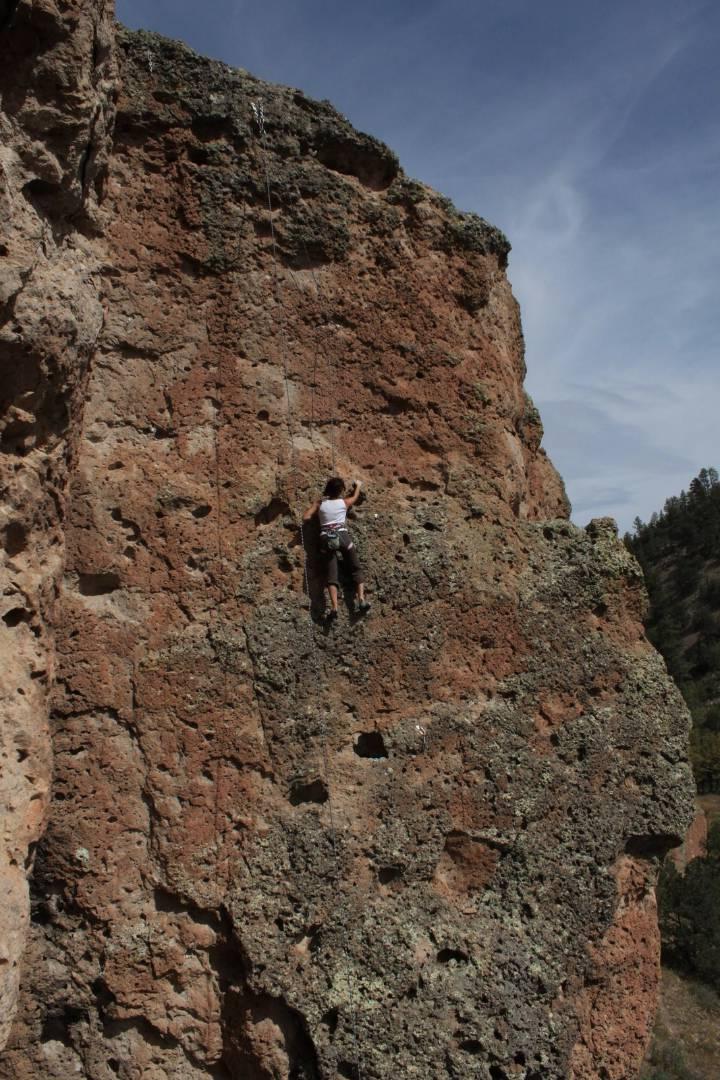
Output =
[{"x1": 626, "y1": 467, "x2": 720, "y2": 791}]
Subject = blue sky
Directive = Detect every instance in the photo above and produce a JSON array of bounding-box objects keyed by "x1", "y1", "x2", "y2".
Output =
[{"x1": 116, "y1": 0, "x2": 720, "y2": 532}]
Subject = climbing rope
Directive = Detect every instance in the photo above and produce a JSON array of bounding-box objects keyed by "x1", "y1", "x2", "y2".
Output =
[
  {"x1": 283, "y1": 256, "x2": 338, "y2": 473},
  {"x1": 211, "y1": 350, "x2": 233, "y2": 889},
  {"x1": 252, "y1": 100, "x2": 338, "y2": 475},
  {"x1": 301, "y1": 236, "x2": 340, "y2": 473},
  {"x1": 252, "y1": 99, "x2": 365, "y2": 1080}
]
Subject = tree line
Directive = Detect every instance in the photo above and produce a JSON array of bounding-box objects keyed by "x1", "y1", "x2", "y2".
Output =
[{"x1": 625, "y1": 467, "x2": 720, "y2": 792}]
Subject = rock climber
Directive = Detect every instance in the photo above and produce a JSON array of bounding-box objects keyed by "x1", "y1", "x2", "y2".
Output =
[{"x1": 303, "y1": 477, "x2": 370, "y2": 621}]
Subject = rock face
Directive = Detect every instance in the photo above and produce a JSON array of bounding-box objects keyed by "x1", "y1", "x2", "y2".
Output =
[
  {"x1": 0, "y1": 0, "x2": 115, "y2": 1052},
  {"x1": 0, "y1": 7, "x2": 695, "y2": 1079},
  {"x1": 669, "y1": 807, "x2": 707, "y2": 874}
]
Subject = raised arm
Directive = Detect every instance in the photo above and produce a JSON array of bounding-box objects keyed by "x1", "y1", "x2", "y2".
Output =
[
  {"x1": 344, "y1": 479, "x2": 362, "y2": 508},
  {"x1": 302, "y1": 498, "x2": 321, "y2": 522}
]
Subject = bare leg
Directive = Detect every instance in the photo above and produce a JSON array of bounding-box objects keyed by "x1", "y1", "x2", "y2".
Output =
[
  {"x1": 356, "y1": 582, "x2": 370, "y2": 613},
  {"x1": 328, "y1": 584, "x2": 339, "y2": 612},
  {"x1": 340, "y1": 537, "x2": 369, "y2": 612}
]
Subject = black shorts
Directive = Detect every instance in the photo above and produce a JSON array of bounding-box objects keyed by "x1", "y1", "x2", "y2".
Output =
[{"x1": 320, "y1": 530, "x2": 363, "y2": 587}]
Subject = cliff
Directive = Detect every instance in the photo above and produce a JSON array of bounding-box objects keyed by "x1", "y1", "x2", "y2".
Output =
[
  {"x1": 0, "y1": 0, "x2": 116, "y2": 1052},
  {"x1": 0, "y1": 4, "x2": 695, "y2": 1078}
]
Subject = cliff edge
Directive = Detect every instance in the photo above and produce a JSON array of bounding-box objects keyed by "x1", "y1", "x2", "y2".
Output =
[{"x1": 0, "y1": 5, "x2": 695, "y2": 1078}]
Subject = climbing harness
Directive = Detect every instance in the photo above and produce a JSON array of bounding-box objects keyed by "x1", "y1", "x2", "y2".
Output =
[
  {"x1": 320, "y1": 521, "x2": 354, "y2": 554},
  {"x1": 321, "y1": 527, "x2": 346, "y2": 553},
  {"x1": 252, "y1": 99, "x2": 365, "y2": 1080}
]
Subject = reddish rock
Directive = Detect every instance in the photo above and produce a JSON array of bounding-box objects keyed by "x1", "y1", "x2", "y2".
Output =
[
  {"x1": 0, "y1": 0, "x2": 115, "y2": 1049},
  {"x1": 669, "y1": 806, "x2": 708, "y2": 874},
  {"x1": 569, "y1": 856, "x2": 661, "y2": 1079},
  {"x1": 0, "y1": 9, "x2": 695, "y2": 1079}
]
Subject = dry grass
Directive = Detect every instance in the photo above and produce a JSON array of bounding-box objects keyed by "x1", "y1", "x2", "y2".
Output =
[{"x1": 642, "y1": 967, "x2": 720, "y2": 1079}]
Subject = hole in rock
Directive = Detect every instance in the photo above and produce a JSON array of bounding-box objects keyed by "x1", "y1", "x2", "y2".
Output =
[
  {"x1": 41, "y1": 1005, "x2": 87, "y2": 1046},
  {"x1": 24, "y1": 840, "x2": 37, "y2": 868},
  {"x1": 188, "y1": 145, "x2": 211, "y2": 165},
  {"x1": 437, "y1": 947, "x2": 469, "y2": 965},
  {"x1": 92, "y1": 976, "x2": 116, "y2": 1012},
  {"x1": 191, "y1": 115, "x2": 233, "y2": 142},
  {"x1": 353, "y1": 731, "x2": 388, "y2": 758},
  {"x1": 315, "y1": 136, "x2": 398, "y2": 190},
  {"x1": 490, "y1": 1067, "x2": 509, "y2": 1080},
  {"x1": 4, "y1": 520, "x2": 27, "y2": 556},
  {"x1": 221, "y1": 987, "x2": 320, "y2": 1078},
  {"x1": 3, "y1": 607, "x2": 30, "y2": 627},
  {"x1": 78, "y1": 572, "x2": 120, "y2": 596},
  {"x1": 321, "y1": 1007, "x2": 339, "y2": 1035},
  {"x1": 289, "y1": 778, "x2": 328, "y2": 806},
  {"x1": 31, "y1": 899, "x2": 53, "y2": 926},
  {"x1": 378, "y1": 866, "x2": 402, "y2": 884},
  {"x1": 192, "y1": 504, "x2": 211, "y2": 519},
  {"x1": 459, "y1": 1040, "x2": 482, "y2": 1054},
  {"x1": 337, "y1": 1063, "x2": 361, "y2": 1080},
  {"x1": 398, "y1": 476, "x2": 441, "y2": 492},
  {"x1": 257, "y1": 409, "x2": 270, "y2": 421},
  {"x1": 625, "y1": 833, "x2": 679, "y2": 859},
  {"x1": 255, "y1": 497, "x2": 291, "y2": 527},
  {"x1": 23, "y1": 177, "x2": 62, "y2": 211},
  {"x1": 16, "y1": 748, "x2": 28, "y2": 762}
]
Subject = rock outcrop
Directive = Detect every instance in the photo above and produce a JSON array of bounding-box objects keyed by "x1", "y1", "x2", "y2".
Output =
[
  {"x1": 0, "y1": 6, "x2": 695, "y2": 1079},
  {"x1": 0, "y1": 0, "x2": 115, "y2": 1051},
  {"x1": 669, "y1": 807, "x2": 707, "y2": 874}
]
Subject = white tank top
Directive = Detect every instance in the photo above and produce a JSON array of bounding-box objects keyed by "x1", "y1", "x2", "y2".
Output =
[{"x1": 319, "y1": 498, "x2": 347, "y2": 530}]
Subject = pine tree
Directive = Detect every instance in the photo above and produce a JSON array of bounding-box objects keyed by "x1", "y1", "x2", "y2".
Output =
[{"x1": 627, "y1": 467, "x2": 720, "y2": 788}]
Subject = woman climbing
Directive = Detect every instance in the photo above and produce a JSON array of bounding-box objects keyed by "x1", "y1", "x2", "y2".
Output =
[{"x1": 303, "y1": 477, "x2": 370, "y2": 621}]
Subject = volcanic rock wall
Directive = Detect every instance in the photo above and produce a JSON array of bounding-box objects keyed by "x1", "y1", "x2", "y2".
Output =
[
  {"x1": 0, "y1": 5, "x2": 695, "y2": 1079},
  {"x1": 0, "y1": 0, "x2": 115, "y2": 1051}
]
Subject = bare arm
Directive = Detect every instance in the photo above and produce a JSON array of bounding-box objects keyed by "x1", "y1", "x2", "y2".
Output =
[
  {"x1": 302, "y1": 498, "x2": 321, "y2": 522},
  {"x1": 344, "y1": 479, "x2": 362, "y2": 508}
]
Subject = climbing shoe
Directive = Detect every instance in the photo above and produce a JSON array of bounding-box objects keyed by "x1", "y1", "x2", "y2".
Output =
[
  {"x1": 326, "y1": 609, "x2": 338, "y2": 623},
  {"x1": 357, "y1": 601, "x2": 371, "y2": 614}
]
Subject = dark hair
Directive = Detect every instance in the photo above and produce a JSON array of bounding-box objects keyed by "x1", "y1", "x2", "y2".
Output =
[{"x1": 323, "y1": 477, "x2": 345, "y2": 499}]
